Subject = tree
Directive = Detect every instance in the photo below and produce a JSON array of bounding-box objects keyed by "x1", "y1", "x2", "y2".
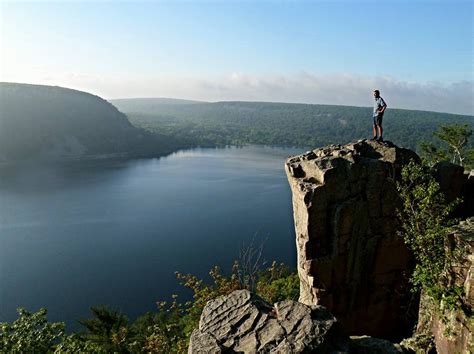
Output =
[
  {"x1": 420, "y1": 124, "x2": 473, "y2": 168},
  {"x1": 78, "y1": 305, "x2": 130, "y2": 352},
  {"x1": 397, "y1": 161, "x2": 462, "y2": 309},
  {"x1": 0, "y1": 308, "x2": 64, "y2": 352}
]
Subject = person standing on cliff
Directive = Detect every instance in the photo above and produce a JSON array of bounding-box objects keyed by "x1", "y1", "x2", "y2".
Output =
[{"x1": 371, "y1": 89, "x2": 387, "y2": 142}]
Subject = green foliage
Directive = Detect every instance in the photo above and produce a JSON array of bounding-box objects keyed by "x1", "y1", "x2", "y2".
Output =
[
  {"x1": 399, "y1": 332, "x2": 435, "y2": 353},
  {"x1": 174, "y1": 264, "x2": 242, "y2": 330},
  {"x1": 106, "y1": 260, "x2": 299, "y2": 352},
  {"x1": 54, "y1": 333, "x2": 103, "y2": 353},
  {"x1": 78, "y1": 305, "x2": 131, "y2": 352},
  {"x1": 397, "y1": 161, "x2": 462, "y2": 310},
  {"x1": 159, "y1": 261, "x2": 299, "y2": 352},
  {"x1": 421, "y1": 124, "x2": 474, "y2": 168},
  {"x1": 419, "y1": 141, "x2": 448, "y2": 165},
  {"x1": 0, "y1": 308, "x2": 64, "y2": 353},
  {"x1": 0, "y1": 261, "x2": 298, "y2": 353},
  {"x1": 113, "y1": 100, "x2": 474, "y2": 153},
  {"x1": 256, "y1": 261, "x2": 300, "y2": 303}
]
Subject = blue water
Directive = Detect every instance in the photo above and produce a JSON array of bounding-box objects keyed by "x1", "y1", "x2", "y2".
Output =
[{"x1": 0, "y1": 145, "x2": 303, "y2": 329}]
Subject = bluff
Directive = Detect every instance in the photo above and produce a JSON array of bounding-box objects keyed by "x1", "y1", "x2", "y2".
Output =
[
  {"x1": 0, "y1": 83, "x2": 177, "y2": 161},
  {"x1": 188, "y1": 140, "x2": 472, "y2": 352},
  {"x1": 285, "y1": 139, "x2": 420, "y2": 339}
]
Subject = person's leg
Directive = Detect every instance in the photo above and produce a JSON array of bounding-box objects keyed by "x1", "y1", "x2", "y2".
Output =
[
  {"x1": 376, "y1": 115, "x2": 383, "y2": 141},
  {"x1": 372, "y1": 117, "x2": 378, "y2": 139}
]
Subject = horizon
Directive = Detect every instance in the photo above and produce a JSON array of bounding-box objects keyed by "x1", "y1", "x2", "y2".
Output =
[
  {"x1": 1, "y1": 0, "x2": 473, "y2": 115},
  {"x1": 3, "y1": 75, "x2": 473, "y2": 117},
  {"x1": 109, "y1": 95, "x2": 474, "y2": 116},
  {"x1": 2, "y1": 80, "x2": 473, "y2": 116}
]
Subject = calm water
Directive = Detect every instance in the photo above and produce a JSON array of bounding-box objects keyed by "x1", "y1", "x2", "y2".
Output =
[{"x1": 0, "y1": 145, "x2": 303, "y2": 329}]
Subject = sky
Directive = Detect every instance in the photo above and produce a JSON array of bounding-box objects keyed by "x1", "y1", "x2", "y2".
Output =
[{"x1": 1, "y1": 0, "x2": 473, "y2": 115}]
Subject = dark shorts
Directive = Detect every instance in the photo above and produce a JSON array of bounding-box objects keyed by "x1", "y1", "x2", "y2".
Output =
[{"x1": 373, "y1": 114, "x2": 383, "y2": 126}]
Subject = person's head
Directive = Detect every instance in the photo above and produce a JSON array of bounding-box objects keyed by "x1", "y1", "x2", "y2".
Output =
[{"x1": 373, "y1": 90, "x2": 380, "y2": 98}]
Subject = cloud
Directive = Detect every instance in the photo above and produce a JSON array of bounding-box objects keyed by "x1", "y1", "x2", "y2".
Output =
[{"x1": 5, "y1": 71, "x2": 473, "y2": 115}]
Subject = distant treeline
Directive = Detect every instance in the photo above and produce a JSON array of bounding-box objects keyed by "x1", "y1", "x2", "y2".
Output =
[{"x1": 112, "y1": 100, "x2": 474, "y2": 152}]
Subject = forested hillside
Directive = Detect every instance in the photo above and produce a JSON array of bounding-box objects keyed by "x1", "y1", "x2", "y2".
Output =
[
  {"x1": 111, "y1": 97, "x2": 203, "y2": 113},
  {"x1": 2, "y1": 84, "x2": 469, "y2": 162},
  {"x1": 112, "y1": 100, "x2": 474, "y2": 152},
  {"x1": 0, "y1": 83, "x2": 179, "y2": 161}
]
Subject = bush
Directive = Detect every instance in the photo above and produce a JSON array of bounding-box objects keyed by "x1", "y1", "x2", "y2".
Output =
[
  {"x1": 397, "y1": 161, "x2": 462, "y2": 310},
  {"x1": 0, "y1": 308, "x2": 64, "y2": 352}
]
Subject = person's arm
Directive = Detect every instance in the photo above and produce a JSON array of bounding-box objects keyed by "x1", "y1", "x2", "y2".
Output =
[{"x1": 378, "y1": 98, "x2": 387, "y2": 114}]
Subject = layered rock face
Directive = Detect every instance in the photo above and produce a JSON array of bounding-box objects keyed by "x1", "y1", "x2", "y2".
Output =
[
  {"x1": 188, "y1": 290, "x2": 349, "y2": 353},
  {"x1": 285, "y1": 140, "x2": 419, "y2": 339}
]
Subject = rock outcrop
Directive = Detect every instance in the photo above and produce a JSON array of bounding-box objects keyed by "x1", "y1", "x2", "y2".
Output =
[
  {"x1": 188, "y1": 289, "x2": 349, "y2": 353},
  {"x1": 188, "y1": 140, "x2": 473, "y2": 352},
  {"x1": 285, "y1": 140, "x2": 420, "y2": 339},
  {"x1": 433, "y1": 162, "x2": 474, "y2": 217},
  {"x1": 417, "y1": 217, "x2": 474, "y2": 353}
]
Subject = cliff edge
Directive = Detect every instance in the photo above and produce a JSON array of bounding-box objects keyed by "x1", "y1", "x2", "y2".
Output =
[{"x1": 285, "y1": 139, "x2": 420, "y2": 339}]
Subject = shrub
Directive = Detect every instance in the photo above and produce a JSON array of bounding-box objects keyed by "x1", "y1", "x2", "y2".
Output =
[
  {"x1": 1, "y1": 261, "x2": 298, "y2": 353},
  {"x1": 397, "y1": 160, "x2": 462, "y2": 310},
  {"x1": 0, "y1": 308, "x2": 64, "y2": 352}
]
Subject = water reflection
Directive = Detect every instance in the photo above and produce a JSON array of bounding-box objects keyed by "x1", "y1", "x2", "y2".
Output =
[{"x1": 0, "y1": 145, "x2": 303, "y2": 329}]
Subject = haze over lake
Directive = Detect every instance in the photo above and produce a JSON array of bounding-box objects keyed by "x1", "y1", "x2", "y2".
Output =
[{"x1": 0, "y1": 145, "x2": 303, "y2": 329}]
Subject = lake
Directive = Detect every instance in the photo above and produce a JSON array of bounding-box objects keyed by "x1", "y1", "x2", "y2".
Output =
[{"x1": 0, "y1": 145, "x2": 304, "y2": 329}]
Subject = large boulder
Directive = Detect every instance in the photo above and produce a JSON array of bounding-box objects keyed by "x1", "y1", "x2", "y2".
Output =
[
  {"x1": 188, "y1": 289, "x2": 349, "y2": 353},
  {"x1": 285, "y1": 140, "x2": 420, "y2": 339}
]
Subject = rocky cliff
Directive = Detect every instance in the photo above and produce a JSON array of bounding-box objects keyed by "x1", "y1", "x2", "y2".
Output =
[
  {"x1": 188, "y1": 140, "x2": 473, "y2": 352},
  {"x1": 285, "y1": 140, "x2": 420, "y2": 339},
  {"x1": 417, "y1": 217, "x2": 474, "y2": 353}
]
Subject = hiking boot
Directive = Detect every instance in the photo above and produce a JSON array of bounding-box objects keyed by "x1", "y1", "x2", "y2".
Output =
[
  {"x1": 376, "y1": 136, "x2": 384, "y2": 142},
  {"x1": 370, "y1": 136, "x2": 378, "y2": 141}
]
